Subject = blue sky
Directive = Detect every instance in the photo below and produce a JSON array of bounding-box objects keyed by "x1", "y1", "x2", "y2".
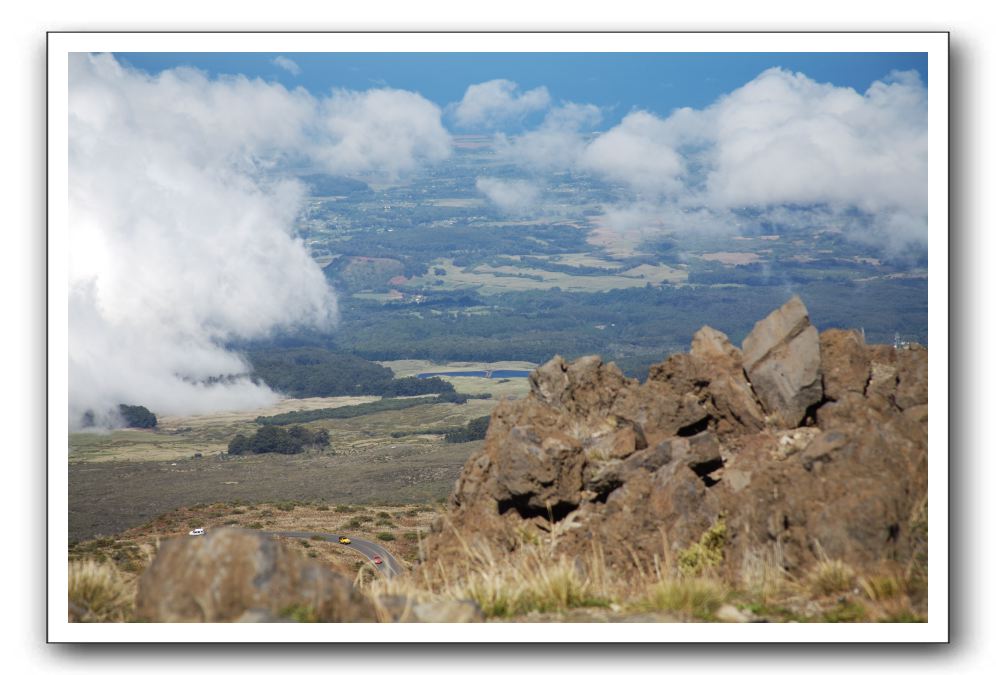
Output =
[{"x1": 115, "y1": 52, "x2": 927, "y2": 128}]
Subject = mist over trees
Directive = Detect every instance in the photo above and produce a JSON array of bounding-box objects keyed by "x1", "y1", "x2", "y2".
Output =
[{"x1": 118, "y1": 404, "x2": 157, "y2": 429}]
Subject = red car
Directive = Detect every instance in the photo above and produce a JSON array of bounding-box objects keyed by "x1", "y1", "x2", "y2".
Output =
[{"x1": 372, "y1": 555, "x2": 383, "y2": 565}]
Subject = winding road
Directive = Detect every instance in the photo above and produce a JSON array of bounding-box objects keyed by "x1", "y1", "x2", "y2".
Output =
[{"x1": 269, "y1": 530, "x2": 405, "y2": 577}]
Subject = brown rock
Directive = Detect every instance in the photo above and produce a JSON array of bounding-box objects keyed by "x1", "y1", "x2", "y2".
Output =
[
  {"x1": 895, "y1": 347, "x2": 928, "y2": 410},
  {"x1": 689, "y1": 326, "x2": 766, "y2": 436},
  {"x1": 135, "y1": 529, "x2": 377, "y2": 622},
  {"x1": 742, "y1": 296, "x2": 823, "y2": 427},
  {"x1": 422, "y1": 299, "x2": 927, "y2": 590},
  {"x1": 820, "y1": 329, "x2": 870, "y2": 400}
]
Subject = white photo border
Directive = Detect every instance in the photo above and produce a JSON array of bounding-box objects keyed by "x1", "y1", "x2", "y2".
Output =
[{"x1": 47, "y1": 30, "x2": 949, "y2": 643}]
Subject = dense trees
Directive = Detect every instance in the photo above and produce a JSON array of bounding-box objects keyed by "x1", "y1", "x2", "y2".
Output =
[
  {"x1": 246, "y1": 348, "x2": 454, "y2": 398},
  {"x1": 118, "y1": 404, "x2": 157, "y2": 428},
  {"x1": 329, "y1": 279, "x2": 928, "y2": 377},
  {"x1": 227, "y1": 425, "x2": 330, "y2": 455},
  {"x1": 443, "y1": 415, "x2": 491, "y2": 443}
]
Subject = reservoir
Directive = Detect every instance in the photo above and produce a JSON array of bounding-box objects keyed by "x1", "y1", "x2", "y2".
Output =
[{"x1": 416, "y1": 369, "x2": 531, "y2": 379}]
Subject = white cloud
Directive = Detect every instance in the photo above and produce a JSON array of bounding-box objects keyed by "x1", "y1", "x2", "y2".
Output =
[
  {"x1": 476, "y1": 177, "x2": 542, "y2": 213},
  {"x1": 497, "y1": 67, "x2": 928, "y2": 253},
  {"x1": 579, "y1": 110, "x2": 685, "y2": 195},
  {"x1": 451, "y1": 79, "x2": 551, "y2": 128},
  {"x1": 68, "y1": 54, "x2": 451, "y2": 427},
  {"x1": 494, "y1": 102, "x2": 602, "y2": 172},
  {"x1": 273, "y1": 55, "x2": 301, "y2": 76},
  {"x1": 315, "y1": 88, "x2": 452, "y2": 178},
  {"x1": 700, "y1": 68, "x2": 927, "y2": 222}
]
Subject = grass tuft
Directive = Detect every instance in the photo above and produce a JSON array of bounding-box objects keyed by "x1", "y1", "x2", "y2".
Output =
[
  {"x1": 68, "y1": 559, "x2": 133, "y2": 622},
  {"x1": 808, "y1": 559, "x2": 856, "y2": 596},
  {"x1": 642, "y1": 577, "x2": 727, "y2": 620}
]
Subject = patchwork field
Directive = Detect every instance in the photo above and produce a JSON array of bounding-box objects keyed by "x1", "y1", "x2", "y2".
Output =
[{"x1": 414, "y1": 257, "x2": 686, "y2": 294}]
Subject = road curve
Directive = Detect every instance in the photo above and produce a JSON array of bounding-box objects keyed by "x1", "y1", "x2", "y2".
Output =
[{"x1": 269, "y1": 531, "x2": 405, "y2": 577}]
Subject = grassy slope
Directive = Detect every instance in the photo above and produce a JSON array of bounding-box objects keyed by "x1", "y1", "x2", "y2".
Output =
[{"x1": 68, "y1": 392, "x2": 508, "y2": 541}]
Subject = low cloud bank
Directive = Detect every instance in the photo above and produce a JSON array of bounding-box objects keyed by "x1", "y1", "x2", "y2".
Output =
[
  {"x1": 473, "y1": 68, "x2": 928, "y2": 255},
  {"x1": 69, "y1": 54, "x2": 451, "y2": 427}
]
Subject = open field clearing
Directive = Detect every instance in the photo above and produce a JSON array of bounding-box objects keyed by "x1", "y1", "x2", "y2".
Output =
[
  {"x1": 378, "y1": 359, "x2": 535, "y2": 398},
  {"x1": 585, "y1": 221, "x2": 659, "y2": 258},
  {"x1": 69, "y1": 438, "x2": 480, "y2": 542},
  {"x1": 535, "y1": 252, "x2": 627, "y2": 269},
  {"x1": 414, "y1": 258, "x2": 686, "y2": 295}
]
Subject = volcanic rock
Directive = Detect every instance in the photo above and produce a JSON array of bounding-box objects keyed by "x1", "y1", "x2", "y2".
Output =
[
  {"x1": 742, "y1": 295, "x2": 823, "y2": 427},
  {"x1": 422, "y1": 296, "x2": 928, "y2": 584},
  {"x1": 135, "y1": 529, "x2": 377, "y2": 622}
]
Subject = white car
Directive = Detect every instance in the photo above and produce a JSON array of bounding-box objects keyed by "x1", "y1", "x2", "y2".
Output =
[{"x1": 188, "y1": 528, "x2": 205, "y2": 536}]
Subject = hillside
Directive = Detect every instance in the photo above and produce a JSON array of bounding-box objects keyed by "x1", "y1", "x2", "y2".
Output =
[{"x1": 71, "y1": 297, "x2": 929, "y2": 623}]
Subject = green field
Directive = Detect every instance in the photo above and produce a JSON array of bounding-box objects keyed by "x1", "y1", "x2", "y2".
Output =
[{"x1": 411, "y1": 257, "x2": 686, "y2": 295}]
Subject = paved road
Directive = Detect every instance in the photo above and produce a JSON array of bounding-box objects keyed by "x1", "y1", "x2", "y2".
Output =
[{"x1": 269, "y1": 531, "x2": 405, "y2": 577}]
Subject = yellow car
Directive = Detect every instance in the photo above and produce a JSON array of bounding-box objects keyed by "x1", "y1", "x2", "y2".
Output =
[{"x1": 338, "y1": 536, "x2": 351, "y2": 545}]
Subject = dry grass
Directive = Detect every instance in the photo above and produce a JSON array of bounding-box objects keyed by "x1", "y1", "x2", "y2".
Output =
[
  {"x1": 68, "y1": 559, "x2": 134, "y2": 622},
  {"x1": 808, "y1": 559, "x2": 857, "y2": 596},
  {"x1": 68, "y1": 501, "x2": 927, "y2": 623},
  {"x1": 642, "y1": 577, "x2": 728, "y2": 619},
  {"x1": 364, "y1": 534, "x2": 613, "y2": 619}
]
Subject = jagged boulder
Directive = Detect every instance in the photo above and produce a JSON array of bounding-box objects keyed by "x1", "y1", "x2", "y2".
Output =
[
  {"x1": 422, "y1": 297, "x2": 928, "y2": 585},
  {"x1": 135, "y1": 529, "x2": 377, "y2": 622},
  {"x1": 742, "y1": 295, "x2": 823, "y2": 427}
]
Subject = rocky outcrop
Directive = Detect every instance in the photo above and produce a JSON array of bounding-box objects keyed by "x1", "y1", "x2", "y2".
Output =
[
  {"x1": 135, "y1": 529, "x2": 378, "y2": 622},
  {"x1": 741, "y1": 296, "x2": 823, "y2": 427},
  {"x1": 423, "y1": 297, "x2": 928, "y2": 582}
]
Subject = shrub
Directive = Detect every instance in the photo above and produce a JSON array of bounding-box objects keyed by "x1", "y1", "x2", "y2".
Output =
[
  {"x1": 677, "y1": 516, "x2": 727, "y2": 576},
  {"x1": 376, "y1": 532, "x2": 396, "y2": 542},
  {"x1": 279, "y1": 604, "x2": 319, "y2": 622}
]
